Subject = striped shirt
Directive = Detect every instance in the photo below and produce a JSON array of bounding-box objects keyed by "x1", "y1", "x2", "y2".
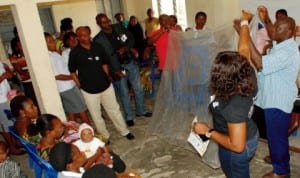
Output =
[{"x1": 256, "y1": 38, "x2": 300, "y2": 113}]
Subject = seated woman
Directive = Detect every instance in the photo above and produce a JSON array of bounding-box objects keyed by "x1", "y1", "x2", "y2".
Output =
[
  {"x1": 49, "y1": 142, "x2": 117, "y2": 178},
  {"x1": 10, "y1": 95, "x2": 40, "y2": 144},
  {"x1": 27, "y1": 114, "x2": 64, "y2": 161}
]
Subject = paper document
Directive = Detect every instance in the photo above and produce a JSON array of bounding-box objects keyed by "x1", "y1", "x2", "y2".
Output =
[{"x1": 187, "y1": 116, "x2": 210, "y2": 156}]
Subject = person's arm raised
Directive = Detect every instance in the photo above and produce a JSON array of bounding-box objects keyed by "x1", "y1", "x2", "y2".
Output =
[
  {"x1": 238, "y1": 10, "x2": 263, "y2": 70},
  {"x1": 257, "y1": 6, "x2": 273, "y2": 39},
  {"x1": 237, "y1": 10, "x2": 253, "y2": 61},
  {"x1": 147, "y1": 27, "x2": 169, "y2": 45}
]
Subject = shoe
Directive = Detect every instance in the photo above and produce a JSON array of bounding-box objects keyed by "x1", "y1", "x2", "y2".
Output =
[
  {"x1": 263, "y1": 171, "x2": 290, "y2": 178},
  {"x1": 136, "y1": 112, "x2": 152, "y2": 117},
  {"x1": 126, "y1": 120, "x2": 135, "y2": 127},
  {"x1": 106, "y1": 139, "x2": 110, "y2": 145},
  {"x1": 125, "y1": 133, "x2": 135, "y2": 140},
  {"x1": 263, "y1": 155, "x2": 272, "y2": 164}
]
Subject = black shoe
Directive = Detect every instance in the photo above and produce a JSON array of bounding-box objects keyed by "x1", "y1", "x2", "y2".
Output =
[
  {"x1": 125, "y1": 133, "x2": 135, "y2": 140},
  {"x1": 136, "y1": 112, "x2": 152, "y2": 117},
  {"x1": 126, "y1": 120, "x2": 135, "y2": 127}
]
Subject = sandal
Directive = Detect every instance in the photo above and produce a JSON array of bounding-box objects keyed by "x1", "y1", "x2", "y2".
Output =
[{"x1": 263, "y1": 155, "x2": 272, "y2": 164}]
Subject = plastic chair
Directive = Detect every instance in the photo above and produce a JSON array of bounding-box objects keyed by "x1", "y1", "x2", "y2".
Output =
[
  {"x1": 8, "y1": 126, "x2": 57, "y2": 178},
  {"x1": 3, "y1": 109, "x2": 16, "y2": 122}
]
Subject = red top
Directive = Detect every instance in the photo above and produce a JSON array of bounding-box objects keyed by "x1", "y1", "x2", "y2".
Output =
[{"x1": 151, "y1": 27, "x2": 176, "y2": 70}]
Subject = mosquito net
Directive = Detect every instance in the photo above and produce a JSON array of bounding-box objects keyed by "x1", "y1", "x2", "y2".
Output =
[
  {"x1": 148, "y1": 24, "x2": 235, "y2": 146},
  {"x1": 148, "y1": 16, "x2": 261, "y2": 167}
]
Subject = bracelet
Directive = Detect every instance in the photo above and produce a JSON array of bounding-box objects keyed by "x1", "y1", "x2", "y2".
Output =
[
  {"x1": 240, "y1": 20, "x2": 249, "y2": 27},
  {"x1": 205, "y1": 128, "x2": 215, "y2": 138}
]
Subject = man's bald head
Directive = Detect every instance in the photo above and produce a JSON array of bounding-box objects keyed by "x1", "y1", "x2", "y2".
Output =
[
  {"x1": 159, "y1": 14, "x2": 170, "y2": 28},
  {"x1": 76, "y1": 26, "x2": 91, "y2": 35},
  {"x1": 75, "y1": 26, "x2": 92, "y2": 45},
  {"x1": 272, "y1": 16, "x2": 296, "y2": 42}
]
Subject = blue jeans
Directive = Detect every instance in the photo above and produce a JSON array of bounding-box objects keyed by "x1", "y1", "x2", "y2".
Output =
[
  {"x1": 264, "y1": 108, "x2": 291, "y2": 175},
  {"x1": 114, "y1": 60, "x2": 145, "y2": 121},
  {"x1": 219, "y1": 131, "x2": 258, "y2": 178}
]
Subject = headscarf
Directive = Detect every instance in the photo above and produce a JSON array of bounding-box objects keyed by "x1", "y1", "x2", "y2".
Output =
[{"x1": 78, "y1": 123, "x2": 94, "y2": 138}]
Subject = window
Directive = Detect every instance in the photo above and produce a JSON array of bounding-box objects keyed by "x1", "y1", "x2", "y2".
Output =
[
  {"x1": 152, "y1": 0, "x2": 187, "y2": 29},
  {"x1": 95, "y1": 0, "x2": 122, "y2": 24},
  {"x1": 0, "y1": 6, "x2": 55, "y2": 58}
]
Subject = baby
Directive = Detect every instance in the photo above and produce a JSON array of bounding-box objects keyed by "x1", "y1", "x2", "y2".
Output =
[
  {"x1": 0, "y1": 141, "x2": 26, "y2": 178},
  {"x1": 73, "y1": 123, "x2": 113, "y2": 168}
]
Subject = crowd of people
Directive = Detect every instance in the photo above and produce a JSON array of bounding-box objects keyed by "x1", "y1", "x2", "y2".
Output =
[{"x1": 0, "y1": 4, "x2": 299, "y2": 178}]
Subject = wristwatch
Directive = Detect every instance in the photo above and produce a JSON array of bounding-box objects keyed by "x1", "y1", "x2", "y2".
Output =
[{"x1": 205, "y1": 129, "x2": 215, "y2": 138}]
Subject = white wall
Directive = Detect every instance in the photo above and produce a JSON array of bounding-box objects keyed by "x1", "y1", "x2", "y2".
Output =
[
  {"x1": 121, "y1": 0, "x2": 153, "y2": 27},
  {"x1": 51, "y1": 0, "x2": 99, "y2": 36},
  {"x1": 0, "y1": 0, "x2": 242, "y2": 62},
  {"x1": 240, "y1": 0, "x2": 300, "y2": 24},
  {"x1": 121, "y1": 0, "x2": 240, "y2": 30},
  {"x1": 186, "y1": 0, "x2": 240, "y2": 28},
  {"x1": 1, "y1": 0, "x2": 244, "y2": 37}
]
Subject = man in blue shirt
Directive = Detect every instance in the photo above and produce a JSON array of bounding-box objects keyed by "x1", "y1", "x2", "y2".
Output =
[{"x1": 238, "y1": 7, "x2": 299, "y2": 178}]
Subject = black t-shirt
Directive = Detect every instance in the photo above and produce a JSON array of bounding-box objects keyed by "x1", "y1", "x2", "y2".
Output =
[
  {"x1": 104, "y1": 31, "x2": 123, "y2": 51},
  {"x1": 68, "y1": 43, "x2": 110, "y2": 94},
  {"x1": 209, "y1": 94, "x2": 258, "y2": 140}
]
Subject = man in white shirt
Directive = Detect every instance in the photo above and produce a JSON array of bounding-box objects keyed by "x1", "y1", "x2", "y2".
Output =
[{"x1": 186, "y1": 11, "x2": 207, "y2": 31}]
